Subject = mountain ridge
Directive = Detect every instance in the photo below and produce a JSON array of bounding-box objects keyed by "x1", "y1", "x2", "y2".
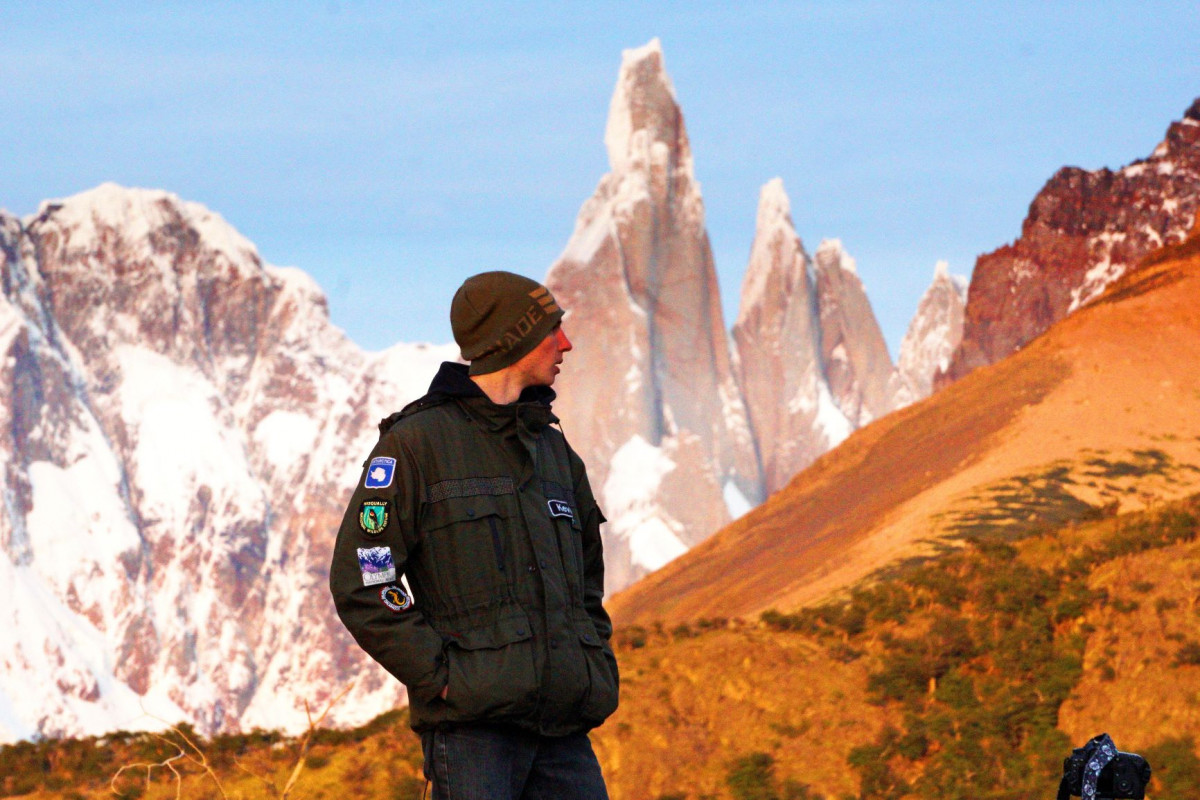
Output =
[{"x1": 942, "y1": 97, "x2": 1200, "y2": 384}]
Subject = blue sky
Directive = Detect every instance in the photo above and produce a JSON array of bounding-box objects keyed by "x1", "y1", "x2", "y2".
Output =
[{"x1": 2, "y1": 2, "x2": 1197, "y2": 357}]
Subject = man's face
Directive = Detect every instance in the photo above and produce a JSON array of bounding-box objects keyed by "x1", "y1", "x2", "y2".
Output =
[{"x1": 515, "y1": 323, "x2": 573, "y2": 387}]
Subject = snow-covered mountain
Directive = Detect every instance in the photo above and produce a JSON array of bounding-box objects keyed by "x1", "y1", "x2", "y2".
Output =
[
  {"x1": 0, "y1": 184, "x2": 457, "y2": 743},
  {"x1": 733, "y1": 180, "x2": 908, "y2": 495},
  {"x1": 897, "y1": 261, "x2": 968, "y2": 400},
  {"x1": 545, "y1": 39, "x2": 763, "y2": 593}
]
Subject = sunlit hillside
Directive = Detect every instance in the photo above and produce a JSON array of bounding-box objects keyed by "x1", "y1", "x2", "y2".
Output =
[{"x1": 610, "y1": 225, "x2": 1200, "y2": 628}]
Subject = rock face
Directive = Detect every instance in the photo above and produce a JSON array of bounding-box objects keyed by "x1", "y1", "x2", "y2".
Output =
[
  {"x1": 732, "y1": 181, "x2": 905, "y2": 495},
  {"x1": 812, "y1": 239, "x2": 903, "y2": 428},
  {"x1": 942, "y1": 98, "x2": 1200, "y2": 383},
  {"x1": 545, "y1": 40, "x2": 763, "y2": 592},
  {"x1": 897, "y1": 261, "x2": 968, "y2": 400},
  {"x1": 0, "y1": 184, "x2": 457, "y2": 742}
]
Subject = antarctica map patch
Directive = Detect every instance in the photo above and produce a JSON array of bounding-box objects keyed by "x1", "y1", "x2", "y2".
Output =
[{"x1": 364, "y1": 456, "x2": 396, "y2": 489}]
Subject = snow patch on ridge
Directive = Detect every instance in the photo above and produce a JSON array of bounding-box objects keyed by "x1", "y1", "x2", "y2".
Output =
[
  {"x1": 115, "y1": 345, "x2": 262, "y2": 529},
  {"x1": 723, "y1": 480, "x2": 753, "y2": 520},
  {"x1": 814, "y1": 380, "x2": 854, "y2": 447},
  {"x1": 602, "y1": 435, "x2": 688, "y2": 572}
]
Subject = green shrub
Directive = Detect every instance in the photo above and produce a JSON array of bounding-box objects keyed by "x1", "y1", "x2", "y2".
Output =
[
  {"x1": 304, "y1": 753, "x2": 330, "y2": 769},
  {"x1": 1143, "y1": 736, "x2": 1200, "y2": 800},
  {"x1": 727, "y1": 752, "x2": 779, "y2": 800},
  {"x1": 1174, "y1": 641, "x2": 1200, "y2": 666}
]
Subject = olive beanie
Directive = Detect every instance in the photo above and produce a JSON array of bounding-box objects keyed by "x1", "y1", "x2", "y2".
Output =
[{"x1": 450, "y1": 271, "x2": 565, "y2": 375}]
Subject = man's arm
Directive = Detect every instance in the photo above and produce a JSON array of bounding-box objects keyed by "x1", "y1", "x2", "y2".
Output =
[
  {"x1": 570, "y1": 449, "x2": 617, "y2": 678},
  {"x1": 328, "y1": 434, "x2": 447, "y2": 703}
]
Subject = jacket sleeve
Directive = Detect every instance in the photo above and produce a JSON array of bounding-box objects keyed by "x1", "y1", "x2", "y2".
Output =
[
  {"x1": 328, "y1": 430, "x2": 447, "y2": 703},
  {"x1": 570, "y1": 447, "x2": 618, "y2": 681}
]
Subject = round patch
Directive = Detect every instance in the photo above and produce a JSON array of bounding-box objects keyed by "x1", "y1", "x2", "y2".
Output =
[
  {"x1": 380, "y1": 584, "x2": 413, "y2": 612},
  {"x1": 359, "y1": 499, "x2": 389, "y2": 536}
]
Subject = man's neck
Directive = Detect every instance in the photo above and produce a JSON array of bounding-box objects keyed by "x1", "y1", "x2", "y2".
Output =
[{"x1": 470, "y1": 371, "x2": 525, "y2": 405}]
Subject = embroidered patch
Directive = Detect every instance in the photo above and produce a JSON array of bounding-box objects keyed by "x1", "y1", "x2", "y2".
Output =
[
  {"x1": 358, "y1": 499, "x2": 389, "y2": 536},
  {"x1": 547, "y1": 499, "x2": 573, "y2": 519},
  {"x1": 364, "y1": 457, "x2": 396, "y2": 489},
  {"x1": 380, "y1": 584, "x2": 413, "y2": 612},
  {"x1": 357, "y1": 546, "x2": 396, "y2": 586}
]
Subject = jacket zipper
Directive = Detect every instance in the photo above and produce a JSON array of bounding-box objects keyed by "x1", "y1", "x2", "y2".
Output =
[{"x1": 487, "y1": 516, "x2": 506, "y2": 572}]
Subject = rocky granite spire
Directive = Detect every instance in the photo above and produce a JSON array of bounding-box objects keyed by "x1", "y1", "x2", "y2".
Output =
[
  {"x1": 813, "y1": 239, "x2": 901, "y2": 428},
  {"x1": 545, "y1": 39, "x2": 762, "y2": 592},
  {"x1": 733, "y1": 180, "x2": 843, "y2": 494},
  {"x1": 732, "y1": 181, "x2": 906, "y2": 495},
  {"x1": 897, "y1": 261, "x2": 968, "y2": 400}
]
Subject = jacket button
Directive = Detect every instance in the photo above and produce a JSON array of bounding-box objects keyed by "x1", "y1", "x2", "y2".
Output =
[
  {"x1": 550, "y1": 638, "x2": 559, "y2": 649},
  {"x1": 528, "y1": 564, "x2": 536, "y2": 572},
  {"x1": 467, "y1": 509, "x2": 475, "y2": 517}
]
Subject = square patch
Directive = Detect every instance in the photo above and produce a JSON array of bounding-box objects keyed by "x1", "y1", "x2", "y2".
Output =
[{"x1": 357, "y1": 546, "x2": 397, "y2": 586}]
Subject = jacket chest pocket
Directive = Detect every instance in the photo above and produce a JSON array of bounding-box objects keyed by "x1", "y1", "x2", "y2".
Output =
[
  {"x1": 542, "y1": 480, "x2": 585, "y2": 588},
  {"x1": 421, "y1": 491, "x2": 518, "y2": 595}
]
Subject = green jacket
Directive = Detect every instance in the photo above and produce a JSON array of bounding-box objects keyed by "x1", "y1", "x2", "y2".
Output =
[{"x1": 329, "y1": 362, "x2": 619, "y2": 735}]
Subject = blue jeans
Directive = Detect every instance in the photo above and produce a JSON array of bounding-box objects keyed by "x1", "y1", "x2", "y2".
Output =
[{"x1": 421, "y1": 724, "x2": 609, "y2": 800}]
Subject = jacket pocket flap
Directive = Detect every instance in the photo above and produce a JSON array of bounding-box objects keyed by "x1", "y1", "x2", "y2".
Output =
[
  {"x1": 453, "y1": 615, "x2": 532, "y2": 651},
  {"x1": 422, "y1": 492, "x2": 514, "y2": 531},
  {"x1": 574, "y1": 617, "x2": 604, "y2": 648}
]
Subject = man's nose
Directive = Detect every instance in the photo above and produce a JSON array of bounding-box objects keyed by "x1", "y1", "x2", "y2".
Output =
[{"x1": 556, "y1": 327, "x2": 573, "y2": 351}]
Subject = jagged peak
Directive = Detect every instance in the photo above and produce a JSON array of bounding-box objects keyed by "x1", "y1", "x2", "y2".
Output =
[
  {"x1": 605, "y1": 38, "x2": 682, "y2": 173},
  {"x1": 815, "y1": 238, "x2": 857, "y2": 276},
  {"x1": 736, "y1": 179, "x2": 806, "y2": 322},
  {"x1": 930, "y1": 260, "x2": 969, "y2": 298},
  {"x1": 1185, "y1": 96, "x2": 1200, "y2": 123},
  {"x1": 756, "y1": 177, "x2": 792, "y2": 227},
  {"x1": 622, "y1": 37, "x2": 664, "y2": 68},
  {"x1": 31, "y1": 182, "x2": 261, "y2": 265}
]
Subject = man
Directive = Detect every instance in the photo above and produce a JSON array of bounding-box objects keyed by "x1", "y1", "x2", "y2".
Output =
[{"x1": 330, "y1": 271, "x2": 618, "y2": 800}]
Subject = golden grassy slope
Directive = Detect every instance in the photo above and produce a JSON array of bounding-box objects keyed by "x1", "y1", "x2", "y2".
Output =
[{"x1": 590, "y1": 499, "x2": 1200, "y2": 800}]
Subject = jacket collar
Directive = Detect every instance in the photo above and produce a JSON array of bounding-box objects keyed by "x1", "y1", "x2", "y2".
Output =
[{"x1": 427, "y1": 362, "x2": 557, "y2": 432}]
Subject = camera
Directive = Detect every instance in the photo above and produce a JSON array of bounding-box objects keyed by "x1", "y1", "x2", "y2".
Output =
[{"x1": 1057, "y1": 733, "x2": 1151, "y2": 800}]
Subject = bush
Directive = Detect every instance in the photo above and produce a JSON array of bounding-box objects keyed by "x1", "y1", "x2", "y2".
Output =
[
  {"x1": 1174, "y1": 641, "x2": 1200, "y2": 666},
  {"x1": 1143, "y1": 736, "x2": 1200, "y2": 800},
  {"x1": 727, "y1": 752, "x2": 779, "y2": 800}
]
